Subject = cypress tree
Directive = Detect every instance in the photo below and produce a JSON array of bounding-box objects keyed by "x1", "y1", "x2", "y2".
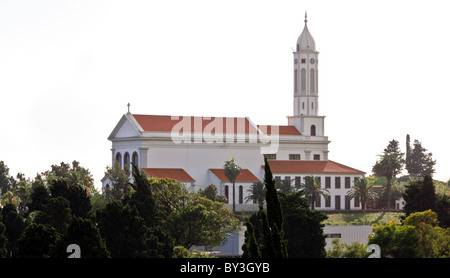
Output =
[
  {"x1": 421, "y1": 175, "x2": 436, "y2": 212},
  {"x1": 243, "y1": 156, "x2": 287, "y2": 258}
]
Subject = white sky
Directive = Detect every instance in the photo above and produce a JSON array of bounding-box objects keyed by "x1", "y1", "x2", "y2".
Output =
[{"x1": 1, "y1": 0, "x2": 449, "y2": 189}]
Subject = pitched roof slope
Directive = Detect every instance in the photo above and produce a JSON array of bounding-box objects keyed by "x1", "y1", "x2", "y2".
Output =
[
  {"x1": 267, "y1": 160, "x2": 366, "y2": 175},
  {"x1": 142, "y1": 168, "x2": 195, "y2": 182},
  {"x1": 131, "y1": 114, "x2": 302, "y2": 136},
  {"x1": 209, "y1": 169, "x2": 260, "y2": 182}
]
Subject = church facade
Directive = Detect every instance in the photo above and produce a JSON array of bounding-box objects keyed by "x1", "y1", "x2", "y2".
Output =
[{"x1": 102, "y1": 15, "x2": 365, "y2": 211}]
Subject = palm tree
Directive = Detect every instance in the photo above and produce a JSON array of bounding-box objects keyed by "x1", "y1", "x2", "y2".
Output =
[
  {"x1": 15, "y1": 180, "x2": 32, "y2": 214},
  {"x1": 346, "y1": 177, "x2": 377, "y2": 211},
  {"x1": 301, "y1": 175, "x2": 329, "y2": 210},
  {"x1": 372, "y1": 153, "x2": 402, "y2": 209},
  {"x1": 224, "y1": 157, "x2": 241, "y2": 212},
  {"x1": 275, "y1": 177, "x2": 296, "y2": 194},
  {"x1": 245, "y1": 181, "x2": 265, "y2": 205}
]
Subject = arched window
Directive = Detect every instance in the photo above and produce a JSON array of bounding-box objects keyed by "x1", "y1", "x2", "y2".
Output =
[
  {"x1": 132, "y1": 152, "x2": 139, "y2": 167},
  {"x1": 239, "y1": 185, "x2": 243, "y2": 204},
  {"x1": 301, "y1": 69, "x2": 306, "y2": 94},
  {"x1": 224, "y1": 186, "x2": 229, "y2": 204},
  {"x1": 311, "y1": 125, "x2": 316, "y2": 136},
  {"x1": 310, "y1": 69, "x2": 315, "y2": 94},
  {"x1": 115, "y1": 153, "x2": 122, "y2": 168},
  {"x1": 124, "y1": 152, "x2": 130, "y2": 172}
]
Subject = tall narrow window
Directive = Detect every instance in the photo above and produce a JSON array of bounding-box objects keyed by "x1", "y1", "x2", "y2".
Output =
[
  {"x1": 311, "y1": 125, "x2": 316, "y2": 136},
  {"x1": 132, "y1": 152, "x2": 139, "y2": 167},
  {"x1": 301, "y1": 69, "x2": 306, "y2": 94},
  {"x1": 124, "y1": 152, "x2": 130, "y2": 173},
  {"x1": 225, "y1": 186, "x2": 229, "y2": 203},
  {"x1": 294, "y1": 69, "x2": 298, "y2": 94},
  {"x1": 239, "y1": 186, "x2": 243, "y2": 204},
  {"x1": 115, "y1": 153, "x2": 122, "y2": 169},
  {"x1": 310, "y1": 69, "x2": 315, "y2": 94},
  {"x1": 335, "y1": 177, "x2": 341, "y2": 189}
]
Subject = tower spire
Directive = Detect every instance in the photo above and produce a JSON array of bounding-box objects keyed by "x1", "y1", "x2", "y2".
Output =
[{"x1": 304, "y1": 11, "x2": 308, "y2": 24}]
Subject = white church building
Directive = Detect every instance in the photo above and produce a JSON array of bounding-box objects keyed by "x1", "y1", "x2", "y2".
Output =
[{"x1": 102, "y1": 15, "x2": 365, "y2": 212}]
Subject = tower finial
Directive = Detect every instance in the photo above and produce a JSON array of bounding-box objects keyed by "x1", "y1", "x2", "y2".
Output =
[
  {"x1": 304, "y1": 11, "x2": 308, "y2": 23},
  {"x1": 127, "y1": 103, "x2": 130, "y2": 113}
]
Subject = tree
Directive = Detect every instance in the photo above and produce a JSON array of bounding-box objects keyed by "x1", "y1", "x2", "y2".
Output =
[
  {"x1": 0, "y1": 161, "x2": 17, "y2": 196},
  {"x1": 421, "y1": 175, "x2": 437, "y2": 212},
  {"x1": 326, "y1": 239, "x2": 368, "y2": 258},
  {"x1": 372, "y1": 139, "x2": 405, "y2": 209},
  {"x1": 15, "y1": 179, "x2": 32, "y2": 215},
  {"x1": 279, "y1": 192, "x2": 327, "y2": 257},
  {"x1": 18, "y1": 223, "x2": 59, "y2": 258},
  {"x1": 149, "y1": 176, "x2": 239, "y2": 249},
  {"x1": 243, "y1": 156, "x2": 287, "y2": 258},
  {"x1": 300, "y1": 175, "x2": 329, "y2": 210},
  {"x1": 167, "y1": 195, "x2": 240, "y2": 249},
  {"x1": 0, "y1": 219, "x2": 7, "y2": 258},
  {"x1": 245, "y1": 181, "x2": 265, "y2": 205},
  {"x1": 45, "y1": 196, "x2": 72, "y2": 234},
  {"x1": 1, "y1": 203, "x2": 25, "y2": 257},
  {"x1": 407, "y1": 139, "x2": 436, "y2": 178},
  {"x1": 42, "y1": 161, "x2": 95, "y2": 194},
  {"x1": 197, "y1": 183, "x2": 227, "y2": 203},
  {"x1": 369, "y1": 210, "x2": 450, "y2": 258},
  {"x1": 123, "y1": 164, "x2": 156, "y2": 227},
  {"x1": 104, "y1": 160, "x2": 132, "y2": 200},
  {"x1": 346, "y1": 177, "x2": 378, "y2": 211},
  {"x1": 406, "y1": 134, "x2": 411, "y2": 170},
  {"x1": 224, "y1": 157, "x2": 241, "y2": 212},
  {"x1": 96, "y1": 199, "x2": 147, "y2": 258},
  {"x1": 28, "y1": 183, "x2": 50, "y2": 212},
  {"x1": 49, "y1": 179, "x2": 92, "y2": 219},
  {"x1": 275, "y1": 177, "x2": 296, "y2": 194},
  {"x1": 56, "y1": 216, "x2": 110, "y2": 258}
]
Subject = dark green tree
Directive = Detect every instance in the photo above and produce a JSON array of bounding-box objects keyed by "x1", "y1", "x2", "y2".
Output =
[
  {"x1": 406, "y1": 134, "x2": 411, "y2": 170},
  {"x1": 0, "y1": 161, "x2": 17, "y2": 195},
  {"x1": 49, "y1": 179, "x2": 92, "y2": 218},
  {"x1": 123, "y1": 164, "x2": 155, "y2": 227},
  {"x1": 56, "y1": 216, "x2": 109, "y2": 258},
  {"x1": 18, "y1": 223, "x2": 59, "y2": 258},
  {"x1": 28, "y1": 183, "x2": 50, "y2": 212},
  {"x1": 403, "y1": 175, "x2": 439, "y2": 220},
  {"x1": 243, "y1": 156, "x2": 287, "y2": 258},
  {"x1": 279, "y1": 192, "x2": 327, "y2": 257},
  {"x1": 421, "y1": 175, "x2": 437, "y2": 212},
  {"x1": 0, "y1": 219, "x2": 7, "y2": 258},
  {"x1": 435, "y1": 194, "x2": 450, "y2": 228},
  {"x1": 407, "y1": 139, "x2": 436, "y2": 178},
  {"x1": 1, "y1": 203, "x2": 25, "y2": 257},
  {"x1": 45, "y1": 196, "x2": 72, "y2": 234},
  {"x1": 96, "y1": 199, "x2": 147, "y2": 258},
  {"x1": 242, "y1": 218, "x2": 261, "y2": 258}
]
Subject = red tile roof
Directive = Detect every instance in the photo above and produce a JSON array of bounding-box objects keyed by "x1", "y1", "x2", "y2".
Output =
[
  {"x1": 209, "y1": 169, "x2": 260, "y2": 182},
  {"x1": 133, "y1": 114, "x2": 258, "y2": 134},
  {"x1": 267, "y1": 160, "x2": 366, "y2": 175},
  {"x1": 142, "y1": 168, "x2": 195, "y2": 182},
  {"x1": 132, "y1": 114, "x2": 301, "y2": 136},
  {"x1": 258, "y1": 125, "x2": 301, "y2": 135}
]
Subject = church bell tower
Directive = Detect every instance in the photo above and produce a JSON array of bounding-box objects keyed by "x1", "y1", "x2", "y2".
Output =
[{"x1": 288, "y1": 13, "x2": 325, "y2": 137}]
